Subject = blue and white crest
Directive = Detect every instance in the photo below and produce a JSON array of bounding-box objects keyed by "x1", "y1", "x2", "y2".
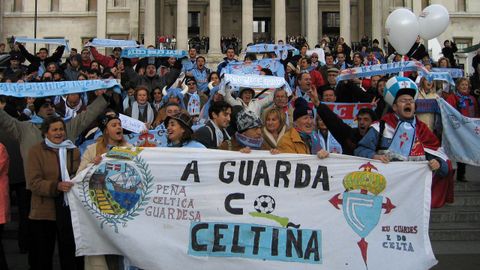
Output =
[{"x1": 342, "y1": 192, "x2": 383, "y2": 238}]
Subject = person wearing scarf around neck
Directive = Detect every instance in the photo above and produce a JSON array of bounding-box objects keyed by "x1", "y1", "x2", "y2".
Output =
[
  {"x1": 416, "y1": 77, "x2": 441, "y2": 133},
  {"x1": 277, "y1": 97, "x2": 329, "y2": 159},
  {"x1": 56, "y1": 93, "x2": 86, "y2": 120},
  {"x1": 195, "y1": 101, "x2": 232, "y2": 149},
  {"x1": 262, "y1": 107, "x2": 288, "y2": 150},
  {"x1": 445, "y1": 77, "x2": 479, "y2": 182},
  {"x1": 26, "y1": 116, "x2": 83, "y2": 270},
  {"x1": 165, "y1": 112, "x2": 206, "y2": 148},
  {"x1": 77, "y1": 113, "x2": 130, "y2": 270},
  {"x1": 220, "y1": 110, "x2": 271, "y2": 153},
  {"x1": 124, "y1": 86, "x2": 156, "y2": 128},
  {"x1": 354, "y1": 77, "x2": 449, "y2": 176},
  {"x1": 316, "y1": 116, "x2": 343, "y2": 154}
]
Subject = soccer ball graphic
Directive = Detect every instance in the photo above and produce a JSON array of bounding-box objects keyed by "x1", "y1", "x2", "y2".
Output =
[{"x1": 254, "y1": 195, "x2": 276, "y2": 214}]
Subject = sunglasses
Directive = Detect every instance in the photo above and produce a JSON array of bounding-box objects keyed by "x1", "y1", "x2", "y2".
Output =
[{"x1": 187, "y1": 82, "x2": 196, "y2": 85}]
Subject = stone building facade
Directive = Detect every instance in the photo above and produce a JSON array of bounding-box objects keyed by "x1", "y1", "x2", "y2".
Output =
[{"x1": 0, "y1": 0, "x2": 478, "y2": 56}]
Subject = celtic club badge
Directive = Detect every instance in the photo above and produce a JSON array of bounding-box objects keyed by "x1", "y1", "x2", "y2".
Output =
[{"x1": 81, "y1": 150, "x2": 153, "y2": 233}]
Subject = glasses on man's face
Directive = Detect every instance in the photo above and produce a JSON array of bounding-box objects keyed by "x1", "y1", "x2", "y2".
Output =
[
  {"x1": 41, "y1": 102, "x2": 53, "y2": 108},
  {"x1": 397, "y1": 99, "x2": 415, "y2": 104},
  {"x1": 187, "y1": 82, "x2": 196, "y2": 86}
]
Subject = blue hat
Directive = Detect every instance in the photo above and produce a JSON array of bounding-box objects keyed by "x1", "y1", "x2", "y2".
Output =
[{"x1": 384, "y1": 76, "x2": 418, "y2": 106}]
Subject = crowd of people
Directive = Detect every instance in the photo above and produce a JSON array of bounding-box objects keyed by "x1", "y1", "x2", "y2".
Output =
[{"x1": 0, "y1": 34, "x2": 478, "y2": 270}]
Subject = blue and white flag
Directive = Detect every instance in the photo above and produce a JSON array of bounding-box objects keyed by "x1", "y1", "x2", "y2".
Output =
[
  {"x1": 423, "y1": 72, "x2": 456, "y2": 86},
  {"x1": 431, "y1": 68, "x2": 464, "y2": 78},
  {"x1": 85, "y1": 38, "x2": 138, "y2": 48},
  {"x1": 336, "y1": 61, "x2": 429, "y2": 83},
  {"x1": 121, "y1": 48, "x2": 187, "y2": 58},
  {"x1": 437, "y1": 98, "x2": 480, "y2": 166},
  {"x1": 246, "y1": 43, "x2": 298, "y2": 60},
  {"x1": 0, "y1": 79, "x2": 121, "y2": 97},
  {"x1": 223, "y1": 59, "x2": 285, "y2": 77},
  {"x1": 222, "y1": 74, "x2": 291, "y2": 94},
  {"x1": 15, "y1": 37, "x2": 70, "y2": 52}
]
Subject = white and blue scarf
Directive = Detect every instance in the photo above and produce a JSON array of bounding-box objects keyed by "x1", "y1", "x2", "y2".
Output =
[
  {"x1": 387, "y1": 118, "x2": 417, "y2": 161},
  {"x1": 44, "y1": 138, "x2": 77, "y2": 205},
  {"x1": 318, "y1": 131, "x2": 343, "y2": 154}
]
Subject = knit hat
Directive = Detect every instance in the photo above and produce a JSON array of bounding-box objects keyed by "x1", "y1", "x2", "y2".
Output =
[
  {"x1": 164, "y1": 111, "x2": 194, "y2": 133},
  {"x1": 34, "y1": 97, "x2": 54, "y2": 113},
  {"x1": 293, "y1": 97, "x2": 313, "y2": 121},
  {"x1": 236, "y1": 110, "x2": 262, "y2": 133},
  {"x1": 98, "y1": 113, "x2": 120, "y2": 133},
  {"x1": 384, "y1": 76, "x2": 418, "y2": 106}
]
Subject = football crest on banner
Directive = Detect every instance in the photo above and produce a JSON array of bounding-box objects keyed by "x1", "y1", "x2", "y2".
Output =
[
  {"x1": 329, "y1": 162, "x2": 396, "y2": 268},
  {"x1": 80, "y1": 147, "x2": 154, "y2": 232}
]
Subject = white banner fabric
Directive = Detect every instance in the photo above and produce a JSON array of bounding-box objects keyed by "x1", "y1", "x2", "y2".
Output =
[{"x1": 69, "y1": 148, "x2": 437, "y2": 270}]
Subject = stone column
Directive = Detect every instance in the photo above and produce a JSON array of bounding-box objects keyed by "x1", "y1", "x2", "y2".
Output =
[
  {"x1": 340, "y1": 0, "x2": 351, "y2": 46},
  {"x1": 372, "y1": 0, "x2": 382, "y2": 48},
  {"x1": 129, "y1": 0, "x2": 140, "y2": 41},
  {"x1": 96, "y1": 0, "x2": 107, "y2": 53},
  {"x1": 176, "y1": 0, "x2": 188, "y2": 50},
  {"x1": 358, "y1": 0, "x2": 365, "y2": 39},
  {"x1": 306, "y1": 0, "x2": 318, "y2": 46},
  {"x1": 412, "y1": 0, "x2": 422, "y2": 16},
  {"x1": 209, "y1": 0, "x2": 222, "y2": 55},
  {"x1": 144, "y1": 0, "x2": 156, "y2": 46},
  {"x1": 96, "y1": 0, "x2": 107, "y2": 39},
  {"x1": 242, "y1": 0, "x2": 253, "y2": 49},
  {"x1": 274, "y1": 0, "x2": 286, "y2": 43}
]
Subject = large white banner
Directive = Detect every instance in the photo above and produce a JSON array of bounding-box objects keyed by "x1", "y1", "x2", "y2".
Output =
[{"x1": 69, "y1": 148, "x2": 437, "y2": 270}]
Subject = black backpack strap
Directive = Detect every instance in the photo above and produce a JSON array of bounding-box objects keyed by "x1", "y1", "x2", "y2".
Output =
[{"x1": 376, "y1": 120, "x2": 386, "y2": 152}]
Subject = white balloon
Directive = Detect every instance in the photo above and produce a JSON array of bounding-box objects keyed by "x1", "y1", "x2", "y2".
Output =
[
  {"x1": 418, "y1": 4, "x2": 450, "y2": 40},
  {"x1": 385, "y1": 8, "x2": 419, "y2": 55}
]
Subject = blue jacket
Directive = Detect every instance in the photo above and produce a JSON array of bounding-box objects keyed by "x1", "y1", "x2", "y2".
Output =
[{"x1": 354, "y1": 116, "x2": 449, "y2": 177}]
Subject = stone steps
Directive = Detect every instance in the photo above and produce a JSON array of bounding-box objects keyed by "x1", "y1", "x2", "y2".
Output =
[{"x1": 429, "y1": 180, "x2": 480, "y2": 241}]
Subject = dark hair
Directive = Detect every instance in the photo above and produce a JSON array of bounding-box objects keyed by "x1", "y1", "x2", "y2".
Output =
[
  {"x1": 208, "y1": 71, "x2": 220, "y2": 82},
  {"x1": 357, "y1": 108, "x2": 377, "y2": 121},
  {"x1": 166, "y1": 118, "x2": 194, "y2": 145},
  {"x1": 39, "y1": 48, "x2": 49, "y2": 54},
  {"x1": 260, "y1": 68, "x2": 273, "y2": 76},
  {"x1": 208, "y1": 101, "x2": 232, "y2": 119},
  {"x1": 41, "y1": 116, "x2": 65, "y2": 137},
  {"x1": 196, "y1": 56, "x2": 206, "y2": 62},
  {"x1": 353, "y1": 52, "x2": 364, "y2": 62},
  {"x1": 244, "y1": 53, "x2": 257, "y2": 61},
  {"x1": 325, "y1": 52, "x2": 333, "y2": 58}
]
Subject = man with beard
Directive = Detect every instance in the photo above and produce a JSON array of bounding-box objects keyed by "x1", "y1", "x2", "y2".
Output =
[{"x1": 354, "y1": 76, "x2": 448, "y2": 176}]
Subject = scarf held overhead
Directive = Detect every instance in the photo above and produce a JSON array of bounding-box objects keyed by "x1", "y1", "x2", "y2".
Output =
[{"x1": 0, "y1": 79, "x2": 121, "y2": 97}]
